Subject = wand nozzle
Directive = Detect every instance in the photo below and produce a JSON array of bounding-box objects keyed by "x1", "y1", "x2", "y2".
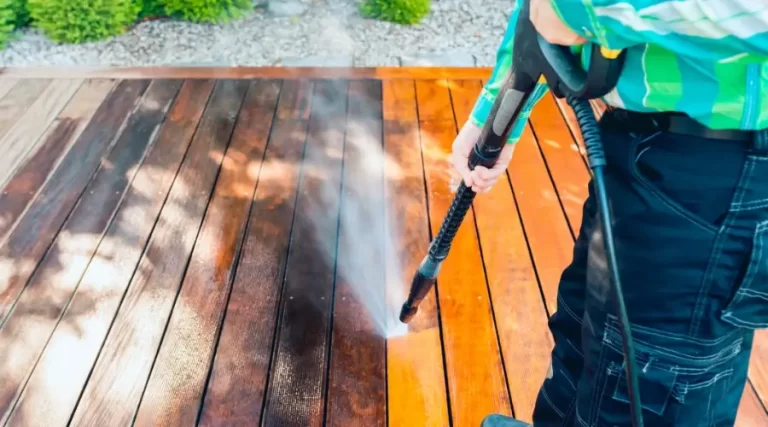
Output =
[{"x1": 399, "y1": 255, "x2": 440, "y2": 323}]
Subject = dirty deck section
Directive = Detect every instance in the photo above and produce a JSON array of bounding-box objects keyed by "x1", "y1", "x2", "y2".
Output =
[{"x1": 0, "y1": 68, "x2": 767, "y2": 427}]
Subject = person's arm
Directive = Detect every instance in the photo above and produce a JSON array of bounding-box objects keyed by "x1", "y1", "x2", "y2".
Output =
[
  {"x1": 549, "y1": 0, "x2": 768, "y2": 64},
  {"x1": 468, "y1": 4, "x2": 550, "y2": 145}
]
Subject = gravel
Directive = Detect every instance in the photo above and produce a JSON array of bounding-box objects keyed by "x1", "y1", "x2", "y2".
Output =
[{"x1": 0, "y1": 0, "x2": 513, "y2": 67}]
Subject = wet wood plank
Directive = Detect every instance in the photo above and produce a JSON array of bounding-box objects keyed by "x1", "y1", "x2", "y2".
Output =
[
  {"x1": 416, "y1": 79, "x2": 511, "y2": 427},
  {"x1": 449, "y1": 79, "x2": 554, "y2": 423},
  {"x1": 260, "y1": 79, "x2": 344, "y2": 427},
  {"x1": 383, "y1": 79, "x2": 450, "y2": 427},
  {"x1": 325, "y1": 79, "x2": 387, "y2": 427},
  {"x1": 130, "y1": 79, "x2": 255, "y2": 427},
  {"x1": 197, "y1": 80, "x2": 306, "y2": 426},
  {"x1": 0, "y1": 79, "x2": 84, "y2": 189},
  {"x1": 0, "y1": 79, "x2": 149, "y2": 323},
  {"x1": 0, "y1": 79, "x2": 116, "y2": 242},
  {"x1": 0, "y1": 79, "x2": 172, "y2": 426}
]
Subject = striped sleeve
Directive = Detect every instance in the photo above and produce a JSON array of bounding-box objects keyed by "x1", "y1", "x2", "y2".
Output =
[
  {"x1": 549, "y1": 0, "x2": 768, "y2": 64},
  {"x1": 469, "y1": 4, "x2": 549, "y2": 144}
]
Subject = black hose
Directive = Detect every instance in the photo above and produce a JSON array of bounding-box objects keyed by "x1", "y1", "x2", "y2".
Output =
[{"x1": 567, "y1": 95, "x2": 644, "y2": 427}]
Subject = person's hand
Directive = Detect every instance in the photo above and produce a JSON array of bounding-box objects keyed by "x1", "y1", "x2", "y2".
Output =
[
  {"x1": 452, "y1": 121, "x2": 515, "y2": 193},
  {"x1": 530, "y1": 0, "x2": 587, "y2": 46}
]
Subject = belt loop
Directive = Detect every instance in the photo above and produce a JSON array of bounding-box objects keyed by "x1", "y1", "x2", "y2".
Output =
[{"x1": 753, "y1": 129, "x2": 768, "y2": 154}]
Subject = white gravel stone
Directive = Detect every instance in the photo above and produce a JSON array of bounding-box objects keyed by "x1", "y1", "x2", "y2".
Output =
[{"x1": 0, "y1": 0, "x2": 513, "y2": 67}]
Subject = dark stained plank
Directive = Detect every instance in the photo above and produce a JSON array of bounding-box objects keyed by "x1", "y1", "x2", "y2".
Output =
[
  {"x1": 0, "y1": 79, "x2": 116, "y2": 242},
  {"x1": 0, "y1": 79, "x2": 51, "y2": 141},
  {"x1": 449, "y1": 79, "x2": 554, "y2": 423},
  {"x1": 126, "y1": 79, "x2": 255, "y2": 427},
  {"x1": 0, "y1": 79, "x2": 149, "y2": 322},
  {"x1": 260, "y1": 79, "x2": 344, "y2": 427},
  {"x1": 383, "y1": 79, "x2": 450, "y2": 427},
  {"x1": 64, "y1": 79, "x2": 237, "y2": 427},
  {"x1": 415, "y1": 79, "x2": 512, "y2": 426},
  {"x1": 325, "y1": 79, "x2": 387, "y2": 427},
  {"x1": 0, "y1": 79, "x2": 84, "y2": 188},
  {"x1": 0, "y1": 78, "x2": 175, "y2": 426},
  {"x1": 197, "y1": 81, "x2": 308, "y2": 426}
]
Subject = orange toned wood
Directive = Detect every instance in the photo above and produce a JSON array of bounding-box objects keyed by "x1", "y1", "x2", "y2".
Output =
[
  {"x1": 0, "y1": 79, "x2": 51, "y2": 141},
  {"x1": 0, "y1": 79, "x2": 173, "y2": 426},
  {"x1": 448, "y1": 79, "x2": 482, "y2": 125},
  {"x1": 416, "y1": 79, "x2": 511, "y2": 427},
  {"x1": 0, "y1": 79, "x2": 114, "y2": 241},
  {"x1": 506, "y1": 122, "x2": 574, "y2": 315},
  {"x1": 0, "y1": 79, "x2": 84, "y2": 188},
  {"x1": 449, "y1": 79, "x2": 554, "y2": 423},
  {"x1": 382, "y1": 80, "x2": 450, "y2": 427},
  {"x1": 736, "y1": 383, "x2": 768, "y2": 426},
  {"x1": 0, "y1": 66, "x2": 493, "y2": 81},
  {"x1": 528, "y1": 93, "x2": 591, "y2": 236},
  {"x1": 749, "y1": 330, "x2": 768, "y2": 410},
  {"x1": 415, "y1": 79, "x2": 455, "y2": 122}
]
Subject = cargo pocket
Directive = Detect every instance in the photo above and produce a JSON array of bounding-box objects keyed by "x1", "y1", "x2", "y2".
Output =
[
  {"x1": 721, "y1": 220, "x2": 768, "y2": 329},
  {"x1": 610, "y1": 359, "x2": 678, "y2": 416}
]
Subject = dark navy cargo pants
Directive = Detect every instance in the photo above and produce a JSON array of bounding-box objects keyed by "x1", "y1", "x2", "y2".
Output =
[{"x1": 531, "y1": 110, "x2": 768, "y2": 426}]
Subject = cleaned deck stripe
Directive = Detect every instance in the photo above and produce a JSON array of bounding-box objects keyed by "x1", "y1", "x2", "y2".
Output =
[{"x1": 0, "y1": 79, "x2": 51, "y2": 144}]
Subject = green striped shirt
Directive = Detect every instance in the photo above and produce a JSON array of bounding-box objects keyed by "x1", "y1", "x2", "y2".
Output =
[{"x1": 470, "y1": 0, "x2": 768, "y2": 144}]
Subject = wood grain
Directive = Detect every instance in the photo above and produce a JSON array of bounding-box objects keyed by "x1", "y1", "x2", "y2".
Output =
[
  {"x1": 325, "y1": 79, "x2": 387, "y2": 427},
  {"x1": 748, "y1": 331, "x2": 768, "y2": 416},
  {"x1": 0, "y1": 79, "x2": 116, "y2": 242},
  {"x1": 0, "y1": 79, "x2": 50, "y2": 142},
  {"x1": 449, "y1": 79, "x2": 554, "y2": 423},
  {"x1": 383, "y1": 79, "x2": 450, "y2": 427},
  {"x1": 0, "y1": 79, "x2": 176, "y2": 427},
  {"x1": 197, "y1": 80, "x2": 309, "y2": 426},
  {"x1": 0, "y1": 78, "x2": 20, "y2": 101},
  {"x1": 737, "y1": 382, "x2": 768, "y2": 426},
  {"x1": 130, "y1": 79, "x2": 254, "y2": 427},
  {"x1": 0, "y1": 79, "x2": 149, "y2": 323},
  {"x1": 416, "y1": 79, "x2": 511, "y2": 427},
  {"x1": 260, "y1": 79, "x2": 344, "y2": 427}
]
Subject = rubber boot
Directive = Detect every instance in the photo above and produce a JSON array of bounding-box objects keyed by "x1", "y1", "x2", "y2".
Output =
[{"x1": 480, "y1": 414, "x2": 532, "y2": 427}]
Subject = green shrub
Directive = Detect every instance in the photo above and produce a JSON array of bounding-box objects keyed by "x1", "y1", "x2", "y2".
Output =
[
  {"x1": 11, "y1": 0, "x2": 29, "y2": 28},
  {"x1": 360, "y1": 0, "x2": 429, "y2": 25},
  {"x1": 160, "y1": 0, "x2": 252, "y2": 24},
  {"x1": 0, "y1": 0, "x2": 15, "y2": 48},
  {"x1": 27, "y1": 0, "x2": 140, "y2": 44},
  {"x1": 140, "y1": 0, "x2": 167, "y2": 19}
]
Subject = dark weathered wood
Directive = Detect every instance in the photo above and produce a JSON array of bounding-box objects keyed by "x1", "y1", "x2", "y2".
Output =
[
  {"x1": 416, "y1": 79, "x2": 512, "y2": 426},
  {"x1": 0, "y1": 79, "x2": 116, "y2": 242},
  {"x1": 383, "y1": 80, "x2": 450, "y2": 427},
  {"x1": 128, "y1": 79, "x2": 254, "y2": 427},
  {"x1": 197, "y1": 81, "x2": 309, "y2": 426},
  {"x1": 325, "y1": 79, "x2": 387, "y2": 427},
  {"x1": 0, "y1": 79, "x2": 148, "y2": 322},
  {"x1": 0, "y1": 78, "x2": 175, "y2": 426},
  {"x1": 260, "y1": 79, "x2": 344, "y2": 427}
]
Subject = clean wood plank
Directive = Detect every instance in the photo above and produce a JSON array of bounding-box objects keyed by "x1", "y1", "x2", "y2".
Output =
[
  {"x1": 748, "y1": 331, "x2": 768, "y2": 417},
  {"x1": 416, "y1": 79, "x2": 511, "y2": 427},
  {"x1": 325, "y1": 79, "x2": 387, "y2": 427},
  {"x1": 0, "y1": 79, "x2": 116, "y2": 242},
  {"x1": 197, "y1": 80, "x2": 308, "y2": 426},
  {"x1": 0, "y1": 78, "x2": 84, "y2": 189},
  {"x1": 0, "y1": 79, "x2": 149, "y2": 323},
  {"x1": 0, "y1": 78, "x2": 51, "y2": 142},
  {"x1": 0, "y1": 78, "x2": 173, "y2": 426},
  {"x1": 130, "y1": 79, "x2": 254, "y2": 427},
  {"x1": 449, "y1": 79, "x2": 554, "y2": 423},
  {"x1": 383, "y1": 79, "x2": 450, "y2": 427},
  {"x1": 0, "y1": 78, "x2": 20, "y2": 101},
  {"x1": 260, "y1": 79, "x2": 344, "y2": 427},
  {"x1": 737, "y1": 382, "x2": 768, "y2": 426},
  {"x1": 64, "y1": 79, "x2": 231, "y2": 427}
]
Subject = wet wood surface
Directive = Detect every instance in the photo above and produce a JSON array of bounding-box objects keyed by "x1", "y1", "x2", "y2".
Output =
[{"x1": 0, "y1": 73, "x2": 766, "y2": 426}]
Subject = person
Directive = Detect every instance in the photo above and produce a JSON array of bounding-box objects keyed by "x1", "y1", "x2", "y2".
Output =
[{"x1": 454, "y1": 1, "x2": 768, "y2": 426}]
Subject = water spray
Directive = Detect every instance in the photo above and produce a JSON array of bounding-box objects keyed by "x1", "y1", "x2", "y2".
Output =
[{"x1": 397, "y1": 1, "x2": 644, "y2": 426}]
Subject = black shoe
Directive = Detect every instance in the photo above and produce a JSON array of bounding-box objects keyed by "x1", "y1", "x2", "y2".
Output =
[{"x1": 480, "y1": 414, "x2": 532, "y2": 427}]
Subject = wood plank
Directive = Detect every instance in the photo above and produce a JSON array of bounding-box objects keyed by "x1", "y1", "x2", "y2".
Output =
[
  {"x1": 128, "y1": 79, "x2": 255, "y2": 427},
  {"x1": 197, "y1": 81, "x2": 307, "y2": 426},
  {"x1": 0, "y1": 78, "x2": 50, "y2": 142},
  {"x1": 0, "y1": 79, "x2": 84, "y2": 189},
  {"x1": 63, "y1": 79, "x2": 235, "y2": 427},
  {"x1": 449, "y1": 79, "x2": 554, "y2": 423},
  {"x1": 737, "y1": 383, "x2": 768, "y2": 426},
  {"x1": 383, "y1": 80, "x2": 450, "y2": 427},
  {"x1": 416, "y1": 79, "x2": 511, "y2": 427},
  {"x1": 0, "y1": 79, "x2": 116, "y2": 242},
  {"x1": 528, "y1": 93, "x2": 591, "y2": 237},
  {"x1": 0, "y1": 78, "x2": 173, "y2": 426},
  {"x1": 0, "y1": 79, "x2": 149, "y2": 323},
  {"x1": 749, "y1": 330, "x2": 768, "y2": 415},
  {"x1": 325, "y1": 79, "x2": 387, "y2": 427},
  {"x1": 260, "y1": 79, "x2": 345, "y2": 427},
  {"x1": 0, "y1": 78, "x2": 20, "y2": 101}
]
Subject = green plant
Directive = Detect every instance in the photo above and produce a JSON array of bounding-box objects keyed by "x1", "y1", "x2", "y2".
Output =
[
  {"x1": 140, "y1": 0, "x2": 167, "y2": 19},
  {"x1": 160, "y1": 0, "x2": 252, "y2": 24},
  {"x1": 0, "y1": 0, "x2": 16, "y2": 48},
  {"x1": 11, "y1": 0, "x2": 29, "y2": 28},
  {"x1": 360, "y1": 0, "x2": 429, "y2": 25},
  {"x1": 27, "y1": 0, "x2": 140, "y2": 44}
]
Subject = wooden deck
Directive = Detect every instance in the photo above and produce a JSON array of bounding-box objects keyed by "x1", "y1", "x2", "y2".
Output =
[{"x1": 0, "y1": 68, "x2": 766, "y2": 427}]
